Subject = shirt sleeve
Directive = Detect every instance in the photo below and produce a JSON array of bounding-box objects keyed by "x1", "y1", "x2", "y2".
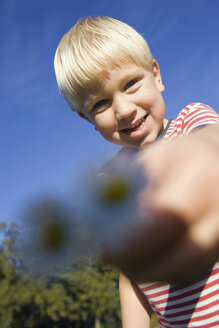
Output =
[{"x1": 181, "y1": 103, "x2": 219, "y2": 135}]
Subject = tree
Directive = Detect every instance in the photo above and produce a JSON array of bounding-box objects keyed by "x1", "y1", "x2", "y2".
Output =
[
  {"x1": 0, "y1": 221, "x2": 121, "y2": 328},
  {"x1": 65, "y1": 257, "x2": 121, "y2": 327}
]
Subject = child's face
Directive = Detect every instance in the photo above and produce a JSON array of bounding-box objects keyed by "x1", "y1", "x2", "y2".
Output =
[{"x1": 82, "y1": 60, "x2": 167, "y2": 149}]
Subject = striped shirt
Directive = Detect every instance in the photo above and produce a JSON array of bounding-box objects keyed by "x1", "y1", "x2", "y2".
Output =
[
  {"x1": 138, "y1": 103, "x2": 219, "y2": 327},
  {"x1": 162, "y1": 103, "x2": 219, "y2": 142},
  {"x1": 138, "y1": 262, "x2": 219, "y2": 327}
]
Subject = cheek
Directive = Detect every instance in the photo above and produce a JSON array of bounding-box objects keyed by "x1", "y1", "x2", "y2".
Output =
[
  {"x1": 155, "y1": 95, "x2": 165, "y2": 117},
  {"x1": 137, "y1": 84, "x2": 159, "y2": 105},
  {"x1": 95, "y1": 111, "x2": 115, "y2": 130},
  {"x1": 95, "y1": 113, "x2": 119, "y2": 142},
  {"x1": 144, "y1": 85, "x2": 165, "y2": 115}
]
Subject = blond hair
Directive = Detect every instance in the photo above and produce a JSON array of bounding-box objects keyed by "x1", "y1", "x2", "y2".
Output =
[{"x1": 54, "y1": 16, "x2": 153, "y2": 112}]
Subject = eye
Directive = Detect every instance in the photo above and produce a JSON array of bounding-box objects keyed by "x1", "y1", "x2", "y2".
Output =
[
  {"x1": 124, "y1": 78, "x2": 139, "y2": 91},
  {"x1": 92, "y1": 99, "x2": 108, "y2": 111}
]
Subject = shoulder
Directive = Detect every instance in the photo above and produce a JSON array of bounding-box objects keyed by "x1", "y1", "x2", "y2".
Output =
[
  {"x1": 177, "y1": 102, "x2": 218, "y2": 119},
  {"x1": 162, "y1": 103, "x2": 219, "y2": 142},
  {"x1": 176, "y1": 102, "x2": 219, "y2": 134}
]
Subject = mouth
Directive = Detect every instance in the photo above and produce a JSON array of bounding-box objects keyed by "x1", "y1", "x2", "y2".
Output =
[{"x1": 121, "y1": 115, "x2": 148, "y2": 136}]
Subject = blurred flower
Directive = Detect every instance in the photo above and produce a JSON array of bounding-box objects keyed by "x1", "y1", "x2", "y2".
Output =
[
  {"x1": 98, "y1": 174, "x2": 131, "y2": 205},
  {"x1": 77, "y1": 149, "x2": 147, "y2": 252},
  {"x1": 15, "y1": 149, "x2": 147, "y2": 276},
  {"x1": 16, "y1": 198, "x2": 91, "y2": 277}
]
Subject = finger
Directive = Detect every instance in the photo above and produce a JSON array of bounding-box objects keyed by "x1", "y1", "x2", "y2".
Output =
[
  {"x1": 140, "y1": 237, "x2": 217, "y2": 283},
  {"x1": 137, "y1": 213, "x2": 219, "y2": 282},
  {"x1": 101, "y1": 211, "x2": 186, "y2": 278}
]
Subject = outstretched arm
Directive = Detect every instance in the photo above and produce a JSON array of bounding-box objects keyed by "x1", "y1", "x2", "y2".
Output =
[
  {"x1": 119, "y1": 272, "x2": 151, "y2": 328},
  {"x1": 103, "y1": 124, "x2": 219, "y2": 282}
]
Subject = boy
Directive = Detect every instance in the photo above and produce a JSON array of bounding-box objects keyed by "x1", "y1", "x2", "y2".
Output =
[{"x1": 54, "y1": 16, "x2": 219, "y2": 327}]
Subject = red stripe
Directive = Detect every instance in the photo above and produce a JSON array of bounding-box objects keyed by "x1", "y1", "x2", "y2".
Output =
[
  {"x1": 183, "y1": 106, "x2": 218, "y2": 122},
  {"x1": 185, "y1": 115, "x2": 219, "y2": 132},
  {"x1": 152, "y1": 279, "x2": 219, "y2": 306},
  {"x1": 153, "y1": 308, "x2": 219, "y2": 328},
  {"x1": 141, "y1": 282, "x2": 167, "y2": 292},
  {"x1": 190, "y1": 309, "x2": 219, "y2": 322},
  {"x1": 159, "y1": 319, "x2": 219, "y2": 328},
  {"x1": 155, "y1": 314, "x2": 172, "y2": 327},
  {"x1": 156, "y1": 289, "x2": 219, "y2": 311},
  {"x1": 184, "y1": 109, "x2": 217, "y2": 123},
  {"x1": 148, "y1": 104, "x2": 219, "y2": 326},
  {"x1": 154, "y1": 308, "x2": 219, "y2": 328},
  {"x1": 198, "y1": 104, "x2": 214, "y2": 110},
  {"x1": 165, "y1": 299, "x2": 219, "y2": 318},
  {"x1": 197, "y1": 320, "x2": 219, "y2": 328},
  {"x1": 166, "y1": 309, "x2": 219, "y2": 325},
  {"x1": 144, "y1": 268, "x2": 219, "y2": 300},
  {"x1": 163, "y1": 104, "x2": 219, "y2": 141},
  {"x1": 141, "y1": 285, "x2": 169, "y2": 297},
  {"x1": 184, "y1": 110, "x2": 211, "y2": 124}
]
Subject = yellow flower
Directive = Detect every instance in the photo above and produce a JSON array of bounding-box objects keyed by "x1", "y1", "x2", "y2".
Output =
[
  {"x1": 17, "y1": 198, "x2": 85, "y2": 277},
  {"x1": 98, "y1": 175, "x2": 131, "y2": 205},
  {"x1": 77, "y1": 149, "x2": 146, "y2": 252}
]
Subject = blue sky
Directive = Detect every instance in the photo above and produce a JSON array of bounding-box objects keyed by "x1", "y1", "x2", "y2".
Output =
[{"x1": 1, "y1": 0, "x2": 219, "y2": 224}]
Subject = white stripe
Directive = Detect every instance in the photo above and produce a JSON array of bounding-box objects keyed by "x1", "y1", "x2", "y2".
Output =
[
  {"x1": 142, "y1": 268, "x2": 219, "y2": 299},
  {"x1": 163, "y1": 293, "x2": 219, "y2": 315},
  {"x1": 156, "y1": 312, "x2": 219, "y2": 328},
  {"x1": 186, "y1": 120, "x2": 219, "y2": 134},
  {"x1": 167, "y1": 313, "x2": 219, "y2": 327},
  {"x1": 184, "y1": 113, "x2": 219, "y2": 128},
  {"x1": 138, "y1": 282, "x2": 169, "y2": 293},
  {"x1": 150, "y1": 283, "x2": 219, "y2": 310},
  {"x1": 147, "y1": 281, "x2": 219, "y2": 306},
  {"x1": 187, "y1": 103, "x2": 209, "y2": 111},
  {"x1": 174, "y1": 111, "x2": 187, "y2": 121},
  {"x1": 163, "y1": 117, "x2": 219, "y2": 141},
  {"x1": 166, "y1": 303, "x2": 219, "y2": 322},
  {"x1": 183, "y1": 110, "x2": 218, "y2": 124},
  {"x1": 155, "y1": 312, "x2": 219, "y2": 328}
]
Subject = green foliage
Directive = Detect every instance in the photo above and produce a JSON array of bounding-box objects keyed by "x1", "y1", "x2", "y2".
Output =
[
  {"x1": 151, "y1": 314, "x2": 159, "y2": 328},
  {"x1": 0, "y1": 221, "x2": 121, "y2": 328},
  {"x1": 0, "y1": 221, "x2": 160, "y2": 327},
  {"x1": 65, "y1": 257, "x2": 121, "y2": 326}
]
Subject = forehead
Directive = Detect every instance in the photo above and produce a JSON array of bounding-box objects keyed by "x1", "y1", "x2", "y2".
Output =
[{"x1": 86, "y1": 61, "x2": 144, "y2": 94}]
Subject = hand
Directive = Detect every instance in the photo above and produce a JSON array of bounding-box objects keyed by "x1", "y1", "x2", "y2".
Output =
[{"x1": 102, "y1": 125, "x2": 219, "y2": 282}]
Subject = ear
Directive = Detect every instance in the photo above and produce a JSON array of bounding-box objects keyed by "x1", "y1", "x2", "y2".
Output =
[
  {"x1": 152, "y1": 59, "x2": 165, "y2": 93},
  {"x1": 77, "y1": 111, "x2": 92, "y2": 123}
]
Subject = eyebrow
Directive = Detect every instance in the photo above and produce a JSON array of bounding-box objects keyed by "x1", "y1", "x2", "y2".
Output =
[
  {"x1": 83, "y1": 95, "x2": 101, "y2": 114},
  {"x1": 115, "y1": 68, "x2": 143, "y2": 84},
  {"x1": 84, "y1": 67, "x2": 143, "y2": 108}
]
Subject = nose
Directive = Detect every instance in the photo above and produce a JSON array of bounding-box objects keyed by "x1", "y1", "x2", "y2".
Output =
[{"x1": 113, "y1": 94, "x2": 137, "y2": 121}]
